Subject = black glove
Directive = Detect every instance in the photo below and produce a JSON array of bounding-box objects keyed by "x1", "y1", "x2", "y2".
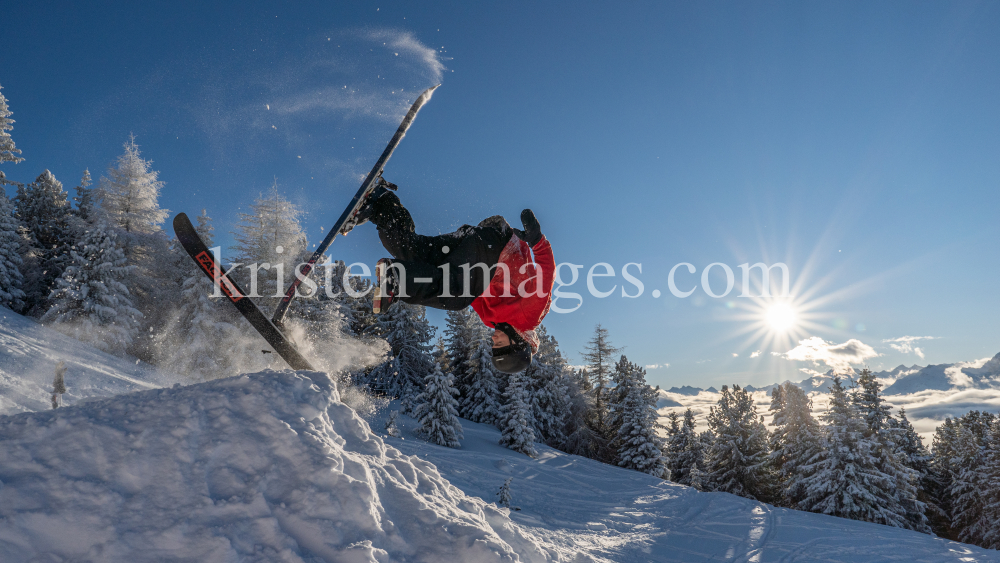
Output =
[{"x1": 514, "y1": 209, "x2": 543, "y2": 247}]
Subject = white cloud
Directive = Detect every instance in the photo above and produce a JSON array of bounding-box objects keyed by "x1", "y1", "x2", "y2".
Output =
[
  {"x1": 883, "y1": 336, "x2": 938, "y2": 356},
  {"x1": 732, "y1": 353, "x2": 739, "y2": 358},
  {"x1": 645, "y1": 363, "x2": 670, "y2": 370},
  {"x1": 750, "y1": 350, "x2": 761, "y2": 358},
  {"x1": 781, "y1": 336, "x2": 879, "y2": 373}
]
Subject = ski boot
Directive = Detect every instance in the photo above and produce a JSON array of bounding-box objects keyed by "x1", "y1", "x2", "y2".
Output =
[
  {"x1": 374, "y1": 258, "x2": 398, "y2": 314},
  {"x1": 343, "y1": 177, "x2": 397, "y2": 235}
]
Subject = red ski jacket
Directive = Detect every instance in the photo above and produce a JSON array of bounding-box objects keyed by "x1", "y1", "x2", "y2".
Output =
[{"x1": 471, "y1": 234, "x2": 555, "y2": 352}]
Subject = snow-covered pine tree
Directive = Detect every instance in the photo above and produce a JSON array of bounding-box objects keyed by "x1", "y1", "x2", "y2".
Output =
[
  {"x1": 72, "y1": 169, "x2": 96, "y2": 224},
  {"x1": 96, "y1": 134, "x2": 168, "y2": 240},
  {"x1": 461, "y1": 332, "x2": 502, "y2": 424},
  {"x1": 526, "y1": 325, "x2": 572, "y2": 445},
  {"x1": 433, "y1": 337, "x2": 450, "y2": 374},
  {"x1": 498, "y1": 371, "x2": 537, "y2": 457},
  {"x1": 154, "y1": 211, "x2": 260, "y2": 379},
  {"x1": 444, "y1": 307, "x2": 479, "y2": 402},
  {"x1": 230, "y1": 179, "x2": 306, "y2": 306},
  {"x1": 580, "y1": 324, "x2": 620, "y2": 440},
  {"x1": 611, "y1": 357, "x2": 667, "y2": 477},
  {"x1": 14, "y1": 170, "x2": 74, "y2": 315},
  {"x1": 768, "y1": 382, "x2": 822, "y2": 508},
  {"x1": 798, "y1": 376, "x2": 908, "y2": 528},
  {"x1": 669, "y1": 409, "x2": 708, "y2": 489},
  {"x1": 385, "y1": 410, "x2": 401, "y2": 437},
  {"x1": 51, "y1": 360, "x2": 67, "y2": 409},
  {"x1": 0, "y1": 83, "x2": 24, "y2": 165},
  {"x1": 41, "y1": 221, "x2": 142, "y2": 354},
  {"x1": 0, "y1": 191, "x2": 25, "y2": 310},
  {"x1": 559, "y1": 367, "x2": 607, "y2": 460},
  {"x1": 362, "y1": 301, "x2": 435, "y2": 402},
  {"x1": 95, "y1": 136, "x2": 175, "y2": 358},
  {"x1": 929, "y1": 417, "x2": 960, "y2": 539},
  {"x1": 940, "y1": 411, "x2": 998, "y2": 546},
  {"x1": 413, "y1": 363, "x2": 463, "y2": 448},
  {"x1": 854, "y1": 369, "x2": 929, "y2": 533},
  {"x1": 496, "y1": 477, "x2": 513, "y2": 508},
  {"x1": 893, "y1": 407, "x2": 940, "y2": 531},
  {"x1": 705, "y1": 384, "x2": 774, "y2": 501}
]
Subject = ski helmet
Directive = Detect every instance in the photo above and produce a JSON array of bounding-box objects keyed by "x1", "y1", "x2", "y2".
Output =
[{"x1": 491, "y1": 323, "x2": 533, "y2": 374}]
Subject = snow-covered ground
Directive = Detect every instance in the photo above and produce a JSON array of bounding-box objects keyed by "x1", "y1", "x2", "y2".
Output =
[
  {"x1": 1, "y1": 311, "x2": 999, "y2": 561},
  {"x1": 0, "y1": 310, "x2": 181, "y2": 415}
]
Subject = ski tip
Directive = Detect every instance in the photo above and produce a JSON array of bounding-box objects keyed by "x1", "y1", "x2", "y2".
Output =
[{"x1": 173, "y1": 212, "x2": 191, "y2": 230}]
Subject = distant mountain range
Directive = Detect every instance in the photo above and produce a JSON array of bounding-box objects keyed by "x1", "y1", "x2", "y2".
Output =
[{"x1": 663, "y1": 352, "x2": 1000, "y2": 397}]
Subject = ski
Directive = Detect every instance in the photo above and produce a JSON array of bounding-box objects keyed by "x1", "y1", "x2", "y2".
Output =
[
  {"x1": 271, "y1": 84, "x2": 440, "y2": 327},
  {"x1": 172, "y1": 212, "x2": 315, "y2": 371}
]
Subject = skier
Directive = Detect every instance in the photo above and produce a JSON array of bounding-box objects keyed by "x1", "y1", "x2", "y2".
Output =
[{"x1": 354, "y1": 179, "x2": 554, "y2": 374}]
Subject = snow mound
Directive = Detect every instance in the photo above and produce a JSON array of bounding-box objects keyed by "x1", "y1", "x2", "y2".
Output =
[{"x1": 0, "y1": 370, "x2": 547, "y2": 562}]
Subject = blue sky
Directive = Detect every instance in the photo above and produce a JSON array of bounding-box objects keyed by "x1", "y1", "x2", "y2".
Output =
[{"x1": 3, "y1": 1, "x2": 999, "y2": 388}]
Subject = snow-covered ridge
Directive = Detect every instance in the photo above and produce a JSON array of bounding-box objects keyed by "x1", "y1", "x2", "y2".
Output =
[{"x1": 0, "y1": 369, "x2": 546, "y2": 562}]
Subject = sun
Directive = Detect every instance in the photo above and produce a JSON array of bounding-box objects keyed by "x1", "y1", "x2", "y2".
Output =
[{"x1": 765, "y1": 302, "x2": 798, "y2": 333}]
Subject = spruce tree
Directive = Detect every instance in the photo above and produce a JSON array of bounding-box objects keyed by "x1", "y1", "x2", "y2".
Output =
[
  {"x1": 73, "y1": 169, "x2": 96, "y2": 224},
  {"x1": 362, "y1": 301, "x2": 435, "y2": 401},
  {"x1": 498, "y1": 372, "x2": 537, "y2": 457},
  {"x1": 96, "y1": 134, "x2": 168, "y2": 239},
  {"x1": 0, "y1": 83, "x2": 24, "y2": 165},
  {"x1": 611, "y1": 357, "x2": 666, "y2": 477},
  {"x1": 14, "y1": 170, "x2": 74, "y2": 315},
  {"x1": 768, "y1": 382, "x2": 822, "y2": 508},
  {"x1": 669, "y1": 409, "x2": 708, "y2": 489},
  {"x1": 462, "y1": 333, "x2": 502, "y2": 424},
  {"x1": 41, "y1": 221, "x2": 142, "y2": 354},
  {"x1": 705, "y1": 384, "x2": 774, "y2": 501},
  {"x1": 854, "y1": 369, "x2": 929, "y2": 533},
  {"x1": 799, "y1": 376, "x2": 908, "y2": 528},
  {"x1": 413, "y1": 363, "x2": 463, "y2": 448},
  {"x1": 0, "y1": 191, "x2": 25, "y2": 310},
  {"x1": 559, "y1": 368, "x2": 606, "y2": 459},
  {"x1": 385, "y1": 411, "x2": 401, "y2": 437},
  {"x1": 445, "y1": 307, "x2": 479, "y2": 401},
  {"x1": 526, "y1": 325, "x2": 571, "y2": 445}
]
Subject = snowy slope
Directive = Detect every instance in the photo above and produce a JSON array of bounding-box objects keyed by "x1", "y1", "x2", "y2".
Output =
[
  {"x1": 0, "y1": 308, "x2": 180, "y2": 415},
  {"x1": 381, "y1": 410, "x2": 1000, "y2": 563},
  {"x1": 0, "y1": 370, "x2": 547, "y2": 562}
]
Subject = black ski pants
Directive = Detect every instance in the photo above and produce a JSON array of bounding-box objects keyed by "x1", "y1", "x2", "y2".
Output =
[{"x1": 371, "y1": 192, "x2": 512, "y2": 310}]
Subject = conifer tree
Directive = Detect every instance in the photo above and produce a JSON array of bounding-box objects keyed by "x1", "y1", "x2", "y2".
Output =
[
  {"x1": 496, "y1": 477, "x2": 513, "y2": 508},
  {"x1": 445, "y1": 307, "x2": 479, "y2": 400},
  {"x1": 362, "y1": 301, "x2": 435, "y2": 401},
  {"x1": 526, "y1": 325, "x2": 571, "y2": 444},
  {"x1": 580, "y1": 324, "x2": 620, "y2": 438},
  {"x1": 705, "y1": 384, "x2": 774, "y2": 501},
  {"x1": 559, "y1": 368, "x2": 606, "y2": 459},
  {"x1": 96, "y1": 135, "x2": 168, "y2": 239},
  {"x1": 799, "y1": 376, "x2": 909, "y2": 528},
  {"x1": 611, "y1": 357, "x2": 666, "y2": 477},
  {"x1": 15, "y1": 170, "x2": 74, "y2": 315},
  {"x1": 0, "y1": 191, "x2": 25, "y2": 310},
  {"x1": 462, "y1": 333, "x2": 502, "y2": 424},
  {"x1": 41, "y1": 221, "x2": 142, "y2": 354},
  {"x1": 231, "y1": 180, "x2": 306, "y2": 305},
  {"x1": 669, "y1": 409, "x2": 708, "y2": 489},
  {"x1": 768, "y1": 382, "x2": 822, "y2": 508},
  {"x1": 0, "y1": 83, "x2": 24, "y2": 165},
  {"x1": 385, "y1": 410, "x2": 401, "y2": 437},
  {"x1": 498, "y1": 372, "x2": 537, "y2": 457},
  {"x1": 73, "y1": 169, "x2": 96, "y2": 224},
  {"x1": 854, "y1": 369, "x2": 929, "y2": 533},
  {"x1": 413, "y1": 363, "x2": 463, "y2": 448}
]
